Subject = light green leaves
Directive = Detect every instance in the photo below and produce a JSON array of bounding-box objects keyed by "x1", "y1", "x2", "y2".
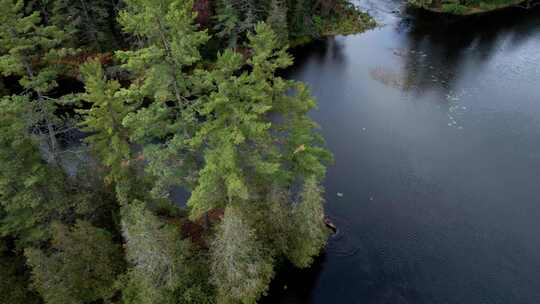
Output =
[{"x1": 210, "y1": 206, "x2": 274, "y2": 304}]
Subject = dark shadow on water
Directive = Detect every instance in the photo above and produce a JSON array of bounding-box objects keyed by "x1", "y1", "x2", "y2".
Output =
[
  {"x1": 261, "y1": 253, "x2": 326, "y2": 304},
  {"x1": 286, "y1": 37, "x2": 347, "y2": 74},
  {"x1": 399, "y1": 5, "x2": 540, "y2": 95}
]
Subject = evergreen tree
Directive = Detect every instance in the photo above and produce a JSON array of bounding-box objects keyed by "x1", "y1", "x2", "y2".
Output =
[
  {"x1": 188, "y1": 23, "x2": 331, "y2": 219},
  {"x1": 288, "y1": 0, "x2": 317, "y2": 38},
  {"x1": 214, "y1": 0, "x2": 241, "y2": 48},
  {"x1": 0, "y1": 0, "x2": 357, "y2": 301},
  {"x1": 0, "y1": 95, "x2": 71, "y2": 244},
  {"x1": 287, "y1": 176, "x2": 329, "y2": 267},
  {"x1": 78, "y1": 58, "x2": 154, "y2": 206},
  {"x1": 233, "y1": 0, "x2": 261, "y2": 35},
  {"x1": 266, "y1": 0, "x2": 289, "y2": 44},
  {"x1": 198, "y1": 25, "x2": 331, "y2": 300},
  {"x1": 25, "y1": 221, "x2": 124, "y2": 304},
  {"x1": 116, "y1": 0, "x2": 209, "y2": 105},
  {"x1": 79, "y1": 59, "x2": 137, "y2": 184},
  {"x1": 213, "y1": 0, "x2": 264, "y2": 47},
  {"x1": 210, "y1": 205, "x2": 274, "y2": 304},
  {"x1": 186, "y1": 46, "x2": 273, "y2": 218},
  {"x1": 0, "y1": 0, "x2": 71, "y2": 164},
  {"x1": 50, "y1": 0, "x2": 115, "y2": 51},
  {"x1": 120, "y1": 200, "x2": 211, "y2": 303},
  {"x1": 117, "y1": 0, "x2": 211, "y2": 200}
]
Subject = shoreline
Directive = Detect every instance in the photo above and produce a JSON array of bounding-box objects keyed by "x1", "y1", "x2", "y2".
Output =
[{"x1": 411, "y1": 0, "x2": 537, "y2": 15}]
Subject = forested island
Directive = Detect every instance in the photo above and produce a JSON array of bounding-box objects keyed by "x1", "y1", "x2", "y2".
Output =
[
  {"x1": 0, "y1": 0, "x2": 375, "y2": 303},
  {"x1": 408, "y1": 0, "x2": 539, "y2": 15}
]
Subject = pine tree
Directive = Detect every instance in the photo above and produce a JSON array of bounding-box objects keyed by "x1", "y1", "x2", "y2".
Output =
[
  {"x1": 0, "y1": 94, "x2": 117, "y2": 245},
  {"x1": 248, "y1": 23, "x2": 332, "y2": 181},
  {"x1": 186, "y1": 45, "x2": 276, "y2": 218},
  {"x1": 213, "y1": 0, "x2": 264, "y2": 47},
  {"x1": 0, "y1": 3, "x2": 103, "y2": 244},
  {"x1": 288, "y1": 0, "x2": 317, "y2": 38},
  {"x1": 0, "y1": 95, "x2": 71, "y2": 244},
  {"x1": 50, "y1": 0, "x2": 114, "y2": 51},
  {"x1": 0, "y1": 0, "x2": 71, "y2": 165},
  {"x1": 214, "y1": 0, "x2": 241, "y2": 48},
  {"x1": 79, "y1": 59, "x2": 137, "y2": 184},
  {"x1": 78, "y1": 58, "x2": 154, "y2": 206},
  {"x1": 25, "y1": 221, "x2": 124, "y2": 304},
  {"x1": 234, "y1": 0, "x2": 261, "y2": 34},
  {"x1": 120, "y1": 200, "x2": 209, "y2": 303},
  {"x1": 188, "y1": 23, "x2": 331, "y2": 219},
  {"x1": 266, "y1": 0, "x2": 289, "y2": 45},
  {"x1": 117, "y1": 0, "x2": 211, "y2": 200},
  {"x1": 116, "y1": 0, "x2": 209, "y2": 105},
  {"x1": 287, "y1": 176, "x2": 329, "y2": 267},
  {"x1": 198, "y1": 25, "x2": 331, "y2": 298},
  {"x1": 210, "y1": 205, "x2": 274, "y2": 304}
]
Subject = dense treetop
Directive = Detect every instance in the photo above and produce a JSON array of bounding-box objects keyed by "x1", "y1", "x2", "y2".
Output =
[
  {"x1": 408, "y1": 0, "x2": 535, "y2": 15},
  {"x1": 0, "y1": 0, "x2": 373, "y2": 303}
]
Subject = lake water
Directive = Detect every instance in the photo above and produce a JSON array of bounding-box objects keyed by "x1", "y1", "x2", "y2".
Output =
[{"x1": 266, "y1": 1, "x2": 540, "y2": 303}]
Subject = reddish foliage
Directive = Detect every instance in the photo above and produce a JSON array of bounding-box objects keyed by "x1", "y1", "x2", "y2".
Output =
[
  {"x1": 181, "y1": 208, "x2": 224, "y2": 249},
  {"x1": 193, "y1": 0, "x2": 212, "y2": 27},
  {"x1": 53, "y1": 52, "x2": 113, "y2": 67}
]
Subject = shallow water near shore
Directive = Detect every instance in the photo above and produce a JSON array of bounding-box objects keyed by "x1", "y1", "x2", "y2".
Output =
[{"x1": 263, "y1": 2, "x2": 540, "y2": 303}]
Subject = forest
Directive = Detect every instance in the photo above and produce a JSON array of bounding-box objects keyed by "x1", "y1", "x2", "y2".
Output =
[
  {"x1": 0, "y1": 0, "x2": 375, "y2": 303},
  {"x1": 408, "y1": 0, "x2": 538, "y2": 14}
]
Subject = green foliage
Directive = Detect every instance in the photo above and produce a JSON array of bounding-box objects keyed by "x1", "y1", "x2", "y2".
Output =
[
  {"x1": 25, "y1": 221, "x2": 124, "y2": 304},
  {"x1": 0, "y1": 0, "x2": 75, "y2": 164},
  {"x1": 441, "y1": 2, "x2": 469, "y2": 14},
  {"x1": 79, "y1": 59, "x2": 137, "y2": 184},
  {"x1": 408, "y1": 0, "x2": 525, "y2": 15},
  {"x1": 116, "y1": 0, "x2": 209, "y2": 104},
  {"x1": 0, "y1": 0, "x2": 344, "y2": 299},
  {"x1": 287, "y1": 177, "x2": 329, "y2": 267},
  {"x1": 0, "y1": 94, "x2": 115, "y2": 246},
  {"x1": 408, "y1": 0, "x2": 434, "y2": 8},
  {"x1": 120, "y1": 200, "x2": 213, "y2": 303},
  {"x1": 0, "y1": 0, "x2": 67, "y2": 93},
  {"x1": 212, "y1": 0, "x2": 375, "y2": 47},
  {"x1": 288, "y1": 0, "x2": 317, "y2": 38},
  {"x1": 210, "y1": 206, "x2": 274, "y2": 304},
  {"x1": 50, "y1": 0, "x2": 115, "y2": 50},
  {"x1": 213, "y1": 0, "x2": 241, "y2": 48},
  {"x1": 0, "y1": 95, "x2": 69, "y2": 244},
  {"x1": 198, "y1": 24, "x2": 331, "y2": 303},
  {"x1": 318, "y1": 4, "x2": 377, "y2": 36},
  {"x1": 188, "y1": 23, "x2": 331, "y2": 220},
  {"x1": 117, "y1": 0, "x2": 211, "y2": 200}
]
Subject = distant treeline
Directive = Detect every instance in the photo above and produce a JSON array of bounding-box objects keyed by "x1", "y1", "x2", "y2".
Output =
[{"x1": 408, "y1": 0, "x2": 536, "y2": 14}]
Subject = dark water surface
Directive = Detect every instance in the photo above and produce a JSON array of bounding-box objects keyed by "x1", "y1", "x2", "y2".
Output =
[{"x1": 266, "y1": 2, "x2": 540, "y2": 303}]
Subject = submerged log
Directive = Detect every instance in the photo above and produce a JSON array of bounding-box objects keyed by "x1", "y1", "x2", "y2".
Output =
[{"x1": 324, "y1": 216, "x2": 337, "y2": 234}]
